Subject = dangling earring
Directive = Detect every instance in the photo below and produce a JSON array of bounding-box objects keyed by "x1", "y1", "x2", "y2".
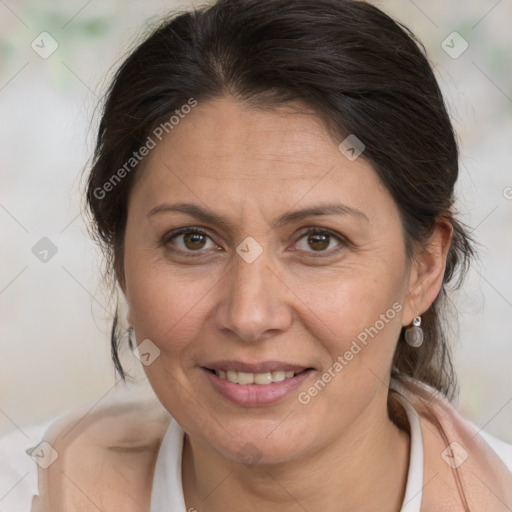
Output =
[{"x1": 405, "y1": 314, "x2": 423, "y2": 347}]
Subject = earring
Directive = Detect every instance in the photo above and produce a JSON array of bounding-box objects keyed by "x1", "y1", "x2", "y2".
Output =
[
  {"x1": 405, "y1": 314, "x2": 423, "y2": 347},
  {"x1": 128, "y1": 326, "x2": 136, "y2": 347}
]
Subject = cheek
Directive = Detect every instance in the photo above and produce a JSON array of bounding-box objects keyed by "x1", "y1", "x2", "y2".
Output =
[
  {"x1": 293, "y1": 262, "x2": 406, "y2": 374},
  {"x1": 123, "y1": 240, "x2": 229, "y2": 373},
  {"x1": 126, "y1": 267, "x2": 209, "y2": 353}
]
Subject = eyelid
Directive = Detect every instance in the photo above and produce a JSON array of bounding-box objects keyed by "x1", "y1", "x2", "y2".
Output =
[
  {"x1": 293, "y1": 226, "x2": 349, "y2": 254},
  {"x1": 161, "y1": 226, "x2": 220, "y2": 252},
  {"x1": 163, "y1": 226, "x2": 209, "y2": 241},
  {"x1": 161, "y1": 226, "x2": 350, "y2": 256}
]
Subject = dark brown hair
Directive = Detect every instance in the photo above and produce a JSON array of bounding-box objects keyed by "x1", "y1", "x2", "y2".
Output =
[{"x1": 85, "y1": 0, "x2": 474, "y2": 405}]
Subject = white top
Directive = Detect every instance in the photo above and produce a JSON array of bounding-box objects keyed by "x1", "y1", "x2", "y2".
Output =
[{"x1": 1, "y1": 392, "x2": 512, "y2": 512}]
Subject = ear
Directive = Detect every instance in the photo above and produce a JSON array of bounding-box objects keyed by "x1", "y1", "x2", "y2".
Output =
[{"x1": 402, "y1": 217, "x2": 453, "y2": 326}]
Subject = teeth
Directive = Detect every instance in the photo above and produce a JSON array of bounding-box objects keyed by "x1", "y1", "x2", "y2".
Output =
[
  {"x1": 214, "y1": 369, "x2": 298, "y2": 385},
  {"x1": 254, "y1": 372, "x2": 273, "y2": 384},
  {"x1": 237, "y1": 371, "x2": 255, "y2": 385}
]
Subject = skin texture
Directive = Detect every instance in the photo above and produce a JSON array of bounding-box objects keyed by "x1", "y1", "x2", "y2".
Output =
[{"x1": 122, "y1": 97, "x2": 452, "y2": 511}]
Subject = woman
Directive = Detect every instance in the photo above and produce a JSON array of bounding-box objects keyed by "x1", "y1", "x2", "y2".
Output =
[{"x1": 1, "y1": 0, "x2": 511, "y2": 510}]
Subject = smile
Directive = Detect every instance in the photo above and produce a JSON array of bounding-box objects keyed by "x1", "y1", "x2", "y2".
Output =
[
  {"x1": 213, "y1": 369, "x2": 301, "y2": 385},
  {"x1": 203, "y1": 367, "x2": 314, "y2": 406}
]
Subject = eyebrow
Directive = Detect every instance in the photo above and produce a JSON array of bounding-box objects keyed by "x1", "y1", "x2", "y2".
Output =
[{"x1": 147, "y1": 202, "x2": 369, "y2": 229}]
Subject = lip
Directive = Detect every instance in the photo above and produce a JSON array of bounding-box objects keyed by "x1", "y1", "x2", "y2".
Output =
[
  {"x1": 203, "y1": 360, "x2": 311, "y2": 373},
  {"x1": 202, "y1": 367, "x2": 314, "y2": 407}
]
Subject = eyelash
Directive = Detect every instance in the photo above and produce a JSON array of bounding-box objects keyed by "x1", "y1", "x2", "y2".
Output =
[{"x1": 161, "y1": 226, "x2": 348, "y2": 257}]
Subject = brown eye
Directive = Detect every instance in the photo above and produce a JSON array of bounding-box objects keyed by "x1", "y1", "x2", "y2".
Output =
[
  {"x1": 183, "y1": 232, "x2": 207, "y2": 250},
  {"x1": 308, "y1": 233, "x2": 330, "y2": 251},
  {"x1": 164, "y1": 228, "x2": 216, "y2": 252},
  {"x1": 295, "y1": 228, "x2": 345, "y2": 254}
]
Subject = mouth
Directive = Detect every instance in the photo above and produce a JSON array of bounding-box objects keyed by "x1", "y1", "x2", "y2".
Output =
[
  {"x1": 201, "y1": 362, "x2": 315, "y2": 407},
  {"x1": 204, "y1": 368, "x2": 311, "y2": 385}
]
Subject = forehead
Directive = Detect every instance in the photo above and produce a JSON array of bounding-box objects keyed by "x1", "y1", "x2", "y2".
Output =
[
  {"x1": 129, "y1": 96, "x2": 393, "y2": 221},
  {"x1": 150, "y1": 98, "x2": 339, "y2": 174}
]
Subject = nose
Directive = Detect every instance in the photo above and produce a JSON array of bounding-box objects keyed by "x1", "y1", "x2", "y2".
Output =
[{"x1": 214, "y1": 248, "x2": 293, "y2": 343}]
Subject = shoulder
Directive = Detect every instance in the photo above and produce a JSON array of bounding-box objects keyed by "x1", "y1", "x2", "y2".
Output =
[
  {"x1": 393, "y1": 378, "x2": 512, "y2": 509},
  {"x1": 0, "y1": 385, "x2": 172, "y2": 512},
  {"x1": 0, "y1": 419, "x2": 55, "y2": 511},
  {"x1": 392, "y1": 376, "x2": 512, "y2": 469},
  {"x1": 467, "y1": 421, "x2": 512, "y2": 472}
]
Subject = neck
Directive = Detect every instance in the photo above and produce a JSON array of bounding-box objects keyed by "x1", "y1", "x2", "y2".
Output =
[{"x1": 182, "y1": 391, "x2": 410, "y2": 512}]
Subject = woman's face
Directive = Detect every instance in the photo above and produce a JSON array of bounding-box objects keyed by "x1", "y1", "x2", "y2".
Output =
[{"x1": 123, "y1": 97, "x2": 420, "y2": 465}]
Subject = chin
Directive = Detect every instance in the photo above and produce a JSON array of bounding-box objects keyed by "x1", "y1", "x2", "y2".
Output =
[
  {"x1": 203, "y1": 423, "x2": 312, "y2": 467},
  {"x1": 221, "y1": 438, "x2": 303, "y2": 467}
]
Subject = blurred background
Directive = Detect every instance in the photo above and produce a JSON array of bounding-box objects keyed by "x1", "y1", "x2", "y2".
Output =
[{"x1": 0, "y1": 0, "x2": 511, "y2": 444}]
